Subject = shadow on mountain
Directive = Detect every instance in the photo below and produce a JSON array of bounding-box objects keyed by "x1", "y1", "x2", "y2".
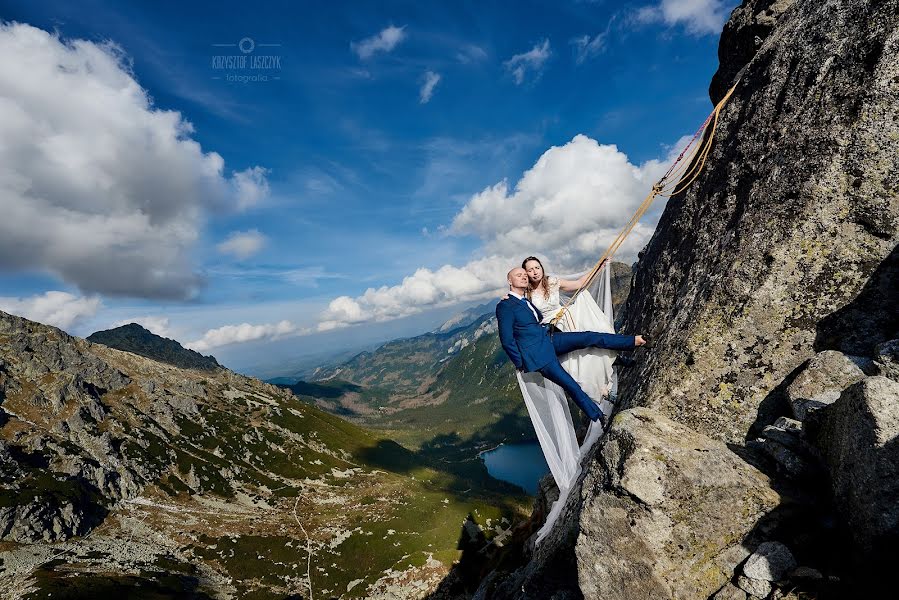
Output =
[
  {"x1": 29, "y1": 567, "x2": 215, "y2": 599},
  {"x1": 282, "y1": 379, "x2": 363, "y2": 399},
  {"x1": 355, "y1": 413, "x2": 536, "y2": 499}
]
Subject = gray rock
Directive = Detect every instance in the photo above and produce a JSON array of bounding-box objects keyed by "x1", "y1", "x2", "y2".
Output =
[
  {"x1": 772, "y1": 417, "x2": 801, "y2": 433},
  {"x1": 618, "y1": 0, "x2": 899, "y2": 443},
  {"x1": 759, "y1": 438, "x2": 808, "y2": 478},
  {"x1": 737, "y1": 574, "x2": 772, "y2": 598},
  {"x1": 814, "y1": 376, "x2": 899, "y2": 558},
  {"x1": 760, "y1": 424, "x2": 799, "y2": 449},
  {"x1": 742, "y1": 541, "x2": 797, "y2": 581},
  {"x1": 873, "y1": 338, "x2": 899, "y2": 381},
  {"x1": 789, "y1": 566, "x2": 823, "y2": 580},
  {"x1": 713, "y1": 582, "x2": 748, "y2": 600},
  {"x1": 787, "y1": 351, "x2": 865, "y2": 421},
  {"x1": 574, "y1": 409, "x2": 781, "y2": 600}
]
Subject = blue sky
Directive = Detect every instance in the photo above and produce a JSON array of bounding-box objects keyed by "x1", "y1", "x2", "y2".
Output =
[{"x1": 0, "y1": 0, "x2": 737, "y2": 375}]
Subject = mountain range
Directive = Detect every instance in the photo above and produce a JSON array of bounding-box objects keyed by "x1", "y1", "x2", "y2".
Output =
[{"x1": 0, "y1": 310, "x2": 529, "y2": 598}]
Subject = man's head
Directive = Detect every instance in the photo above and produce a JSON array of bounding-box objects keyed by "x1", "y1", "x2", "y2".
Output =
[{"x1": 507, "y1": 267, "x2": 529, "y2": 292}]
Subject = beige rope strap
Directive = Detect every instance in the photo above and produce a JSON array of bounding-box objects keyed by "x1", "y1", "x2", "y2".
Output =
[{"x1": 549, "y1": 84, "x2": 737, "y2": 327}]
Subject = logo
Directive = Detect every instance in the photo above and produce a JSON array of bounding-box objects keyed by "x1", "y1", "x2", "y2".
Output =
[{"x1": 211, "y1": 38, "x2": 282, "y2": 83}]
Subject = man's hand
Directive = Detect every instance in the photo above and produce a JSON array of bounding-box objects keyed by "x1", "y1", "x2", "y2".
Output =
[{"x1": 635, "y1": 335, "x2": 646, "y2": 346}]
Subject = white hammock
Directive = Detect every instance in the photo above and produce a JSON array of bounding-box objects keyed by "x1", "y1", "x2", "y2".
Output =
[{"x1": 515, "y1": 264, "x2": 617, "y2": 544}]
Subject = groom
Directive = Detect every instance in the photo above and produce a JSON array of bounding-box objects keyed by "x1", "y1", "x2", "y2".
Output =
[{"x1": 496, "y1": 267, "x2": 645, "y2": 423}]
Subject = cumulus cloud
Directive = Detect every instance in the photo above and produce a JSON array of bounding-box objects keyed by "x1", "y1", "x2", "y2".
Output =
[
  {"x1": 217, "y1": 229, "x2": 267, "y2": 259},
  {"x1": 351, "y1": 25, "x2": 406, "y2": 60},
  {"x1": 635, "y1": 0, "x2": 734, "y2": 35},
  {"x1": 0, "y1": 291, "x2": 101, "y2": 330},
  {"x1": 419, "y1": 70, "x2": 441, "y2": 104},
  {"x1": 449, "y1": 134, "x2": 673, "y2": 263},
  {"x1": 110, "y1": 315, "x2": 175, "y2": 338},
  {"x1": 318, "y1": 256, "x2": 510, "y2": 331},
  {"x1": 504, "y1": 39, "x2": 551, "y2": 85},
  {"x1": 318, "y1": 133, "x2": 692, "y2": 330},
  {"x1": 0, "y1": 22, "x2": 269, "y2": 300},
  {"x1": 186, "y1": 320, "x2": 302, "y2": 352}
]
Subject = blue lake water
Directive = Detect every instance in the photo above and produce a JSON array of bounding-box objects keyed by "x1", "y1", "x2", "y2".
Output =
[{"x1": 480, "y1": 442, "x2": 549, "y2": 495}]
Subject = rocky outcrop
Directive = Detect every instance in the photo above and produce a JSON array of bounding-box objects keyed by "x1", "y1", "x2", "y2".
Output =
[
  {"x1": 467, "y1": 409, "x2": 784, "y2": 600},
  {"x1": 619, "y1": 0, "x2": 899, "y2": 444},
  {"x1": 574, "y1": 409, "x2": 779, "y2": 600},
  {"x1": 812, "y1": 376, "x2": 899, "y2": 562},
  {"x1": 785, "y1": 350, "x2": 865, "y2": 420}
]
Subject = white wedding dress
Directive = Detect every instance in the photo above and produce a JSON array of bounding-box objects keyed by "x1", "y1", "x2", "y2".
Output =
[{"x1": 514, "y1": 264, "x2": 618, "y2": 543}]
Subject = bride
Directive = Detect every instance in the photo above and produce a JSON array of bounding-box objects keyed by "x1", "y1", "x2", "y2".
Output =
[{"x1": 521, "y1": 255, "x2": 618, "y2": 404}]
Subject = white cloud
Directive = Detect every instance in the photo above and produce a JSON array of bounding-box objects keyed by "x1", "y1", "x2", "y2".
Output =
[
  {"x1": 635, "y1": 0, "x2": 734, "y2": 35},
  {"x1": 449, "y1": 134, "x2": 673, "y2": 263},
  {"x1": 0, "y1": 22, "x2": 270, "y2": 300},
  {"x1": 186, "y1": 320, "x2": 302, "y2": 352},
  {"x1": 318, "y1": 133, "x2": 692, "y2": 330},
  {"x1": 318, "y1": 256, "x2": 510, "y2": 331},
  {"x1": 419, "y1": 70, "x2": 441, "y2": 104},
  {"x1": 0, "y1": 291, "x2": 101, "y2": 330},
  {"x1": 232, "y1": 166, "x2": 271, "y2": 210},
  {"x1": 217, "y1": 229, "x2": 267, "y2": 259},
  {"x1": 111, "y1": 315, "x2": 175, "y2": 338},
  {"x1": 351, "y1": 25, "x2": 406, "y2": 60},
  {"x1": 572, "y1": 33, "x2": 607, "y2": 64},
  {"x1": 504, "y1": 39, "x2": 551, "y2": 85},
  {"x1": 456, "y1": 44, "x2": 488, "y2": 64}
]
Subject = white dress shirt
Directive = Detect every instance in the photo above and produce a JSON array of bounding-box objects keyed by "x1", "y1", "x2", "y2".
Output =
[{"x1": 508, "y1": 290, "x2": 540, "y2": 322}]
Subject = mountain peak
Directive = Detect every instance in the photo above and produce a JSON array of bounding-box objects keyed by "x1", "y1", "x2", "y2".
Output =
[{"x1": 87, "y1": 323, "x2": 220, "y2": 371}]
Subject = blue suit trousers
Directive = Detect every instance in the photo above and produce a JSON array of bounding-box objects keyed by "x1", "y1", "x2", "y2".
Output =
[{"x1": 536, "y1": 331, "x2": 633, "y2": 422}]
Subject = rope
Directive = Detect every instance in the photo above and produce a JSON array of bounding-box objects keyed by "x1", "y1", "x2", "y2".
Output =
[{"x1": 549, "y1": 83, "x2": 737, "y2": 326}]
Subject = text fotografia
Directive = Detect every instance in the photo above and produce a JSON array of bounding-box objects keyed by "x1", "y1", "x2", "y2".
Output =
[{"x1": 211, "y1": 37, "x2": 282, "y2": 83}]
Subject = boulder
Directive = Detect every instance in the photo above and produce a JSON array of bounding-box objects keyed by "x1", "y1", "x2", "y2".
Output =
[
  {"x1": 712, "y1": 582, "x2": 748, "y2": 600},
  {"x1": 786, "y1": 351, "x2": 865, "y2": 421},
  {"x1": 814, "y1": 376, "x2": 899, "y2": 560},
  {"x1": 737, "y1": 574, "x2": 772, "y2": 598},
  {"x1": 742, "y1": 541, "x2": 797, "y2": 581},
  {"x1": 873, "y1": 338, "x2": 899, "y2": 382},
  {"x1": 574, "y1": 408, "x2": 780, "y2": 599}
]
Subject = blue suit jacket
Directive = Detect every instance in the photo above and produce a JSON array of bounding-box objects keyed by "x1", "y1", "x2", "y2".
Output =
[{"x1": 495, "y1": 296, "x2": 557, "y2": 372}]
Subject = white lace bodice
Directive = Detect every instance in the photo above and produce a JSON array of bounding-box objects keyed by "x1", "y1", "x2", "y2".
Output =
[{"x1": 528, "y1": 276, "x2": 562, "y2": 324}]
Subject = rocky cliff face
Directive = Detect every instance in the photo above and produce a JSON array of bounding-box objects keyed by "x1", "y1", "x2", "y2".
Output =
[
  {"x1": 443, "y1": 1, "x2": 899, "y2": 598},
  {"x1": 619, "y1": 0, "x2": 898, "y2": 444}
]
